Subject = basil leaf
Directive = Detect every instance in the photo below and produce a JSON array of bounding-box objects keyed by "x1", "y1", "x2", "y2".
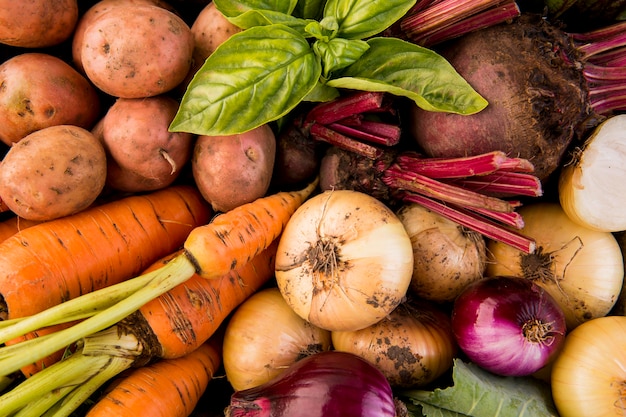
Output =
[
  {"x1": 323, "y1": 0, "x2": 416, "y2": 39},
  {"x1": 294, "y1": 0, "x2": 325, "y2": 19},
  {"x1": 313, "y1": 38, "x2": 369, "y2": 78},
  {"x1": 328, "y1": 37, "x2": 488, "y2": 115},
  {"x1": 303, "y1": 81, "x2": 340, "y2": 102},
  {"x1": 213, "y1": 0, "x2": 298, "y2": 17},
  {"x1": 170, "y1": 25, "x2": 321, "y2": 135},
  {"x1": 227, "y1": 10, "x2": 312, "y2": 33},
  {"x1": 401, "y1": 359, "x2": 559, "y2": 417}
]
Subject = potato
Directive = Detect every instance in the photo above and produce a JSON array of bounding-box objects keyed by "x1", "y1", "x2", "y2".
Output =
[
  {"x1": 0, "y1": 125, "x2": 107, "y2": 221},
  {"x1": 192, "y1": 124, "x2": 276, "y2": 212},
  {"x1": 100, "y1": 96, "x2": 194, "y2": 192},
  {"x1": 0, "y1": 53, "x2": 101, "y2": 146},
  {"x1": 71, "y1": 0, "x2": 176, "y2": 73},
  {"x1": 79, "y1": 4, "x2": 194, "y2": 98},
  {"x1": 0, "y1": 0, "x2": 78, "y2": 48}
]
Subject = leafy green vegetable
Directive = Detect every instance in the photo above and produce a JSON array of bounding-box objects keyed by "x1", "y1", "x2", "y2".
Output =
[
  {"x1": 170, "y1": 0, "x2": 489, "y2": 135},
  {"x1": 328, "y1": 37, "x2": 488, "y2": 114},
  {"x1": 400, "y1": 359, "x2": 559, "y2": 417}
]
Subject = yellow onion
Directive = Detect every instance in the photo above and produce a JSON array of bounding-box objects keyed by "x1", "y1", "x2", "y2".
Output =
[
  {"x1": 223, "y1": 287, "x2": 331, "y2": 391},
  {"x1": 331, "y1": 299, "x2": 456, "y2": 388},
  {"x1": 486, "y1": 202, "x2": 624, "y2": 329},
  {"x1": 559, "y1": 114, "x2": 626, "y2": 232},
  {"x1": 396, "y1": 203, "x2": 486, "y2": 302},
  {"x1": 275, "y1": 190, "x2": 414, "y2": 332},
  {"x1": 551, "y1": 315, "x2": 626, "y2": 417}
]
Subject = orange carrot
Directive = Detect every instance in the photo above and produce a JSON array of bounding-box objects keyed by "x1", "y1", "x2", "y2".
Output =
[
  {"x1": 0, "y1": 185, "x2": 212, "y2": 320},
  {"x1": 85, "y1": 338, "x2": 222, "y2": 417},
  {"x1": 0, "y1": 216, "x2": 41, "y2": 243}
]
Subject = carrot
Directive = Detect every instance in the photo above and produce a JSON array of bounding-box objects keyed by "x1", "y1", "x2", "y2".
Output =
[
  {"x1": 0, "y1": 185, "x2": 212, "y2": 320},
  {"x1": 0, "y1": 216, "x2": 41, "y2": 243},
  {"x1": 0, "y1": 240, "x2": 277, "y2": 416},
  {"x1": 85, "y1": 338, "x2": 222, "y2": 417}
]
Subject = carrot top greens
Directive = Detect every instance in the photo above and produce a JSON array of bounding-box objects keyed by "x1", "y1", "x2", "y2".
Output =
[{"x1": 169, "y1": 0, "x2": 489, "y2": 136}]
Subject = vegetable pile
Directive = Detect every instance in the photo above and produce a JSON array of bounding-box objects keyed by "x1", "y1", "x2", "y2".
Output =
[{"x1": 0, "y1": 0, "x2": 626, "y2": 416}]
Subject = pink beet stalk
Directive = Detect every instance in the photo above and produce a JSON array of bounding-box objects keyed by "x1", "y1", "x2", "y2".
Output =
[{"x1": 398, "y1": 0, "x2": 521, "y2": 47}]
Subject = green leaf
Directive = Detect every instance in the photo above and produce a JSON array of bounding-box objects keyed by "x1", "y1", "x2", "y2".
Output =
[
  {"x1": 400, "y1": 359, "x2": 559, "y2": 417},
  {"x1": 328, "y1": 37, "x2": 488, "y2": 115},
  {"x1": 294, "y1": 0, "x2": 325, "y2": 19},
  {"x1": 302, "y1": 81, "x2": 340, "y2": 102},
  {"x1": 227, "y1": 10, "x2": 312, "y2": 33},
  {"x1": 170, "y1": 25, "x2": 321, "y2": 136},
  {"x1": 313, "y1": 38, "x2": 369, "y2": 78},
  {"x1": 323, "y1": 0, "x2": 417, "y2": 39},
  {"x1": 213, "y1": 0, "x2": 298, "y2": 17}
]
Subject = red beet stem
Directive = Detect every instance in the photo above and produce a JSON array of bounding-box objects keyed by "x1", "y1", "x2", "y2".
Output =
[
  {"x1": 396, "y1": 151, "x2": 513, "y2": 178},
  {"x1": 310, "y1": 123, "x2": 383, "y2": 159},
  {"x1": 448, "y1": 172, "x2": 543, "y2": 197},
  {"x1": 383, "y1": 166, "x2": 515, "y2": 213},
  {"x1": 400, "y1": 192, "x2": 536, "y2": 253},
  {"x1": 399, "y1": 0, "x2": 520, "y2": 46},
  {"x1": 328, "y1": 120, "x2": 401, "y2": 146},
  {"x1": 304, "y1": 91, "x2": 385, "y2": 125}
]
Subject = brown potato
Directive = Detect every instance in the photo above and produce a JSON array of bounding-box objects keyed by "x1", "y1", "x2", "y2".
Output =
[
  {"x1": 71, "y1": 0, "x2": 176, "y2": 73},
  {"x1": 0, "y1": 125, "x2": 107, "y2": 221},
  {"x1": 192, "y1": 124, "x2": 276, "y2": 212},
  {"x1": 0, "y1": 53, "x2": 101, "y2": 146},
  {"x1": 79, "y1": 4, "x2": 194, "y2": 98},
  {"x1": 100, "y1": 96, "x2": 194, "y2": 192},
  {"x1": 0, "y1": 0, "x2": 78, "y2": 48}
]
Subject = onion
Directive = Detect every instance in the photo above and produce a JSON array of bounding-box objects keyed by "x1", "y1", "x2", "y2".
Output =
[
  {"x1": 396, "y1": 203, "x2": 487, "y2": 302},
  {"x1": 223, "y1": 287, "x2": 332, "y2": 391},
  {"x1": 551, "y1": 315, "x2": 626, "y2": 417},
  {"x1": 486, "y1": 202, "x2": 624, "y2": 329},
  {"x1": 275, "y1": 189, "x2": 414, "y2": 332},
  {"x1": 331, "y1": 298, "x2": 457, "y2": 388},
  {"x1": 451, "y1": 276, "x2": 566, "y2": 377},
  {"x1": 225, "y1": 350, "x2": 397, "y2": 417},
  {"x1": 559, "y1": 114, "x2": 626, "y2": 232}
]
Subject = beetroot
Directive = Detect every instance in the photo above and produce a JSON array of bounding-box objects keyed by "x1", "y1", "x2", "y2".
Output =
[{"x1": 408, "y1": 14, "x2": 615, "y2": 182}]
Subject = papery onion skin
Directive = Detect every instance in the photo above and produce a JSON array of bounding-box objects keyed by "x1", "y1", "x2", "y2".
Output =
[
  {"x1": 486, "y1": 202, "x2": 624, "y2": 329},
  {"x1": 397, "y1": 203, "x2": 487, "y2": 302},
  {"x1": 225, "y1": 350, "x2": 397, "y2": 417},
  {"x1": 451, "y1": 276, "x2": 566, "y2": 377},
  {"x1": 275, "y1": 190, "x2": 414, "y2": 332},
  {"x1": 559, "y1": 114, "x2": 626, "y2": 232},
  {"x1": 331, "y1": 298, "x2": 457, "y2": 388},
  {"x1": 223, "y1": 287, "x2": 332, "y2": 391},
  {"x1": 551, "y1": 315, "x2": 626, "y2": 417}
]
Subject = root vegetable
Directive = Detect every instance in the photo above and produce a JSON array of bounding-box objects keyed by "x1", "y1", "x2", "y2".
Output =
[
  {"x1": 0, "y1": 53, "x2": 101, "y2": 145},
  {"x1": 275, "y1": 189, "x2": 414, "y2": 332},
  {"x1": 192, "y1": 124, "x2": 276, "y2": 212},
  {"x1": 409, "y1": 14, "x2": 626, "y2": 182},
  {"x1": 79, "y1": 3, "x2": 194, "y2": 98},
  {"x1": 0, "y1": 125, "x2": 107, "y2": 221},
  {"x1": 99, "y1": 96, "x2": 194, "y2": 192}
]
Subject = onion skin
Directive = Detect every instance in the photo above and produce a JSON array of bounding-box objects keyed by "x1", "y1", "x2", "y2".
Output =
[
  {"x1": 275, "y1": 190, "x2": 413, "y2": 332},
  {"x1": 223, "y1": 288, "x2": 332, "y2": 391},
  {"x1": 551, "y1": 316, "x2": 626, "y2": 417},
  {"x1": 451, "y1": 276, "x2": 566, "y2": 377},
  {"x1": 225, "y1": 350, "x2": 396, "y2": 417},
  {"x1": 331, "y1": 299, "x2": 457, "y2": 388}
]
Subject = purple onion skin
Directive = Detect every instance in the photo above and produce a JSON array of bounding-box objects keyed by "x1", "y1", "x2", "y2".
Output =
[
  {"x1": 451, "y1": 276, "x2": 566, "y2": 377},
  {"x1": 226, "y1": 350, "x2": 396, "y2": 417}
]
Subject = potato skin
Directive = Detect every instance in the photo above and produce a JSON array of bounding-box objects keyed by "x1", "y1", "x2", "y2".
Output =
[
  {"x1": 0, "y1": 0, "x2": 78, "y2": 48},
  {"x1": 192, "y1": 125, "x2": 276, "y2": 212},
  {"x1": 0, "y1": 125, "x2": 107, "y2": 221},
  {"x1": 79, "y1": 4, "x2": 194, "y2": 98},
  {"x1": 0, "y1": 53, "x2": 101, "y2": 146},
  {"x1": 100, "y1": 96, "x2": 194, "y2": 192}
]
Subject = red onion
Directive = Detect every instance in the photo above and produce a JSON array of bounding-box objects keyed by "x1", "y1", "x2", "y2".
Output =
[
  {"x1": 451, "y1": 276, "x2": 566, "y2": 377},
  {"x1": 225, "y1": 350, "x2": 397, "y2": 417}
]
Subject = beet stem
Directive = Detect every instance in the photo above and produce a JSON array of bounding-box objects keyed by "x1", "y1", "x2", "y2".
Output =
[
  {"x1": 304, "y1": 91, "x2": 385, "y2": 126},
  {"x1": 311, "y1": 123, "x2": 383, "y2": 159},
  {"x1": 395, "y1": 151, "x2": 510, "y2": 178},
  {"x1": 400, "y1": 192, "x2": 536, "y2": 253},
  {"x1": 448, "y1": 172, "x2": 543, "y2": 197},
  {"x1": 384, "y1": 167, "x2": 515, "y2": 213},
  {"x1": 328, "y1": 121, "x2": 401, "y2": 146}
]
